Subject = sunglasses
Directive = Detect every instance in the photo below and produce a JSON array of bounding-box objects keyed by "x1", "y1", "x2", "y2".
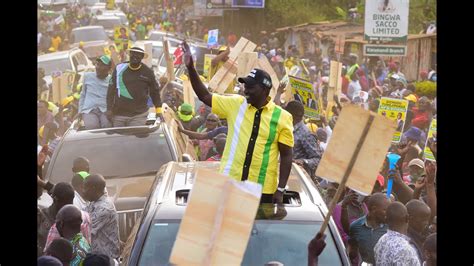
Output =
[{"x1": 207, "y1": 119, "x2": 218, "y2": 122}]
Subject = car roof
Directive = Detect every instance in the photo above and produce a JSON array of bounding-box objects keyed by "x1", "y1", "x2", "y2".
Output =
[
  {"x1": 151, "y1": 162, "x2": 326, "y2": 222},
  {"x1": 63, "y1": 124, "x2": 164, "y2": 141},
  {"x1": 96, "y1": 15, "x2": 121, "y2": 20},
  {"x1": 38, "y1": 49, "x2": 78, "y2": 61},
  {"x1": 72, "y1": 25, "x2": 105, "y2": 31}
]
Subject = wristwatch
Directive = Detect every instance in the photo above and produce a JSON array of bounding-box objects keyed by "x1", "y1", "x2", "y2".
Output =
[{"x1": 277, "y1": 187, "x2": 286, "y2": 193}]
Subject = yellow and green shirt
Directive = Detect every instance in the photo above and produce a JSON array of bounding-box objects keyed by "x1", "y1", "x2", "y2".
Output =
[{"x1": 212, "y1": 94, "x2": 294, "y2": 194}]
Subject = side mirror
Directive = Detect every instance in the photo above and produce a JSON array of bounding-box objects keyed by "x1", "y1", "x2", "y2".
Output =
[{"x1": 182, "y1": 154, "x2": 192, "y2": 162}]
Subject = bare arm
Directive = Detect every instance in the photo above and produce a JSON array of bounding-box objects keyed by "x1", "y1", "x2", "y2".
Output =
[
  {"x1": 273, "y1": 81, "x2": 288, "y2": 106},
  {"x1": 425, "y1": 161, "x2": 437, "y2": 220},
  {"x1": 178, "y1": 126, "x2": 209, "y2": 140},
  {"x1": 392, "y1": 166, "x2": 414, "y2": 204},
  {"x1": 278, "y1": 143, "x2": 293, "y2": 188},
  {"x1": 211, "y1": 47, "x2": 230, "y2": 67},
  {"x1": 183, "y1": 41, "x2": 212, "y2": 107}
]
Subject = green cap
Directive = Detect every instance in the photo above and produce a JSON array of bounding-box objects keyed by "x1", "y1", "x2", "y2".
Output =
[
  {"x1": 179, "y1": 103, "x2": 193, "y2": 114},
  {"x1": 77, "y1": 171, "x2": 90, "y2": 180},
  {"x1": 97, "y1": 55, "x2": 111, "y2": 66}
]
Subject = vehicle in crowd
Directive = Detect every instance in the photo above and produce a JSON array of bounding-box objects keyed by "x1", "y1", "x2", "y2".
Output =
[
  {"x1": 70, "y1": 26, "x2": 111, "y2": 59},
  {"x1": 38, "y1": 48, "x2": 95, "y2": 88},
  {"x1": 147, "y1": 30, "x2": 174, "y2": 42},
  {"x1": 92, "y1": 15, "x2": 124, "y2": 38},
  {"x1": 89, "y1": 4, "x2": 107, "y2": 15},
  {"x1": 120, "y1": 161, "x2": 350, "y2": 265},
  {"x1": 102, "y1": 10, "x2": 129, "y2": 27},
  {"x1": 38, "y1": 120, "x2": 195, "y2": 241}
]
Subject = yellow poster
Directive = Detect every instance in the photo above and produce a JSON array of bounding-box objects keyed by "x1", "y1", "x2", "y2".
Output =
[
  {"x1": 377, "y1": 97, "x2": 409, "y2": 143},
  {"x1": 423, "y1": 119, "x2": 436, "y2": 161},
  {"x1": 289, "y1": 76, "x2": 320, "y2": 119},
  {"x1": 203, "y1": 54, "x2": 216, "y2": 78},
  {"x1": 106, "y1": 0, "x2": 115, "y2": 9},
  {"x1": 114, "y1": 26, "x2": 131, "y2": 52}
]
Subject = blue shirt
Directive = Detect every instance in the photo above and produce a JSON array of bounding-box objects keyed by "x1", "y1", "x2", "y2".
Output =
[
  {"x1": 206, "y1": 126, "x2": 228, "y2": 139},
  {"x1": 79, "y1": 72, "x2": 110, "y2": 114},
  {"x1": 348, "y1": 215, "x2": 388, "y2": 264}
]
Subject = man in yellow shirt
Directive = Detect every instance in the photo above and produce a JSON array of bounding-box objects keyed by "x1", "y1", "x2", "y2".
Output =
[
  {"x1": 51, "y1": 32, "x2": 62, "y2": 51},
  {"x1": 208, "y1": 46, "x2": 235, "y2": 94},
  {"x1": 182, "y1": 41, "x2": 294, "y2": 204}
]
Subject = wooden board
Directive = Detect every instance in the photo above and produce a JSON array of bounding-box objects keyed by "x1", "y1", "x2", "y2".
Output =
[
  {"x1": 237, "y1": 52, "x2": 258, "y2": 79},
  {"x1": 110, "y1": 49, "x2": 121, "y2": 66},
  {"x1": 52, "y1": 72, "x2": 75, "y2": 104},
  {"x1": 142, "y1": 41, "x2": 153, "y2": 68},
  {"x1": 170, "y1": 169, "x2": 262, "y2": 265},
  {"x1": 163, "y1": 39, "x2": 175, "y2": 81},
  {"x1": 161, "y1": 103, "x2": 197, "y2": 159},
  {"x1": 83, "y1": 44, "x2": 106, "y2": 59},
  {"x1": 183, "y1": 79, "x2": 196, "y2": 111},
  {"x1": 316, "y1": 105, "x2": 396, "y2": 195},
  {"x1": 209, "y1": 37, "x2": 256, "y2": 94},
  {"x1": 254, "y1": 55, "x2": 280, "y2": 100}
]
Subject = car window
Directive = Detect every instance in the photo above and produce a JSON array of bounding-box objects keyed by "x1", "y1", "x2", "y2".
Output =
[
  {"x1": 74, "y1": 52, "x2": 89, "y2": 67},
  {"x1": 148, "y1": 32, "x2": 164, "y2": 41},
  {"x1": 38, "y1": 58, "x2": 73, "y2": 76},
  {"x1": 137, "y1": 220, "x2": 343, "y2": 266},
  {"x1": 71, "y1": 28, "x2": 108, "y2": 43},
  {"x1": 48, "y1": 132, "x2": 174, "y2": 184},
  {"x1": 152, "y1": 46, "x2": 163, "y2": 59}
]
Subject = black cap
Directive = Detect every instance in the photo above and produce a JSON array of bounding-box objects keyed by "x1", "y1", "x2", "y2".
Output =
[{"x1": 238, "y1": 68, "x2": 272, "y2": 90}]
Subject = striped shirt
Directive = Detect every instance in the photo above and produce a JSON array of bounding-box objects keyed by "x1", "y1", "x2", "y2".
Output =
[{"x1": 212, "y1": 94, "x2": 294, "y2": 194}]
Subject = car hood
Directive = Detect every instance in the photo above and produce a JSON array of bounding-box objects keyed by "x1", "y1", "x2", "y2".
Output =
[{"x1": 38, "y1": 174, "x2": 156, "y2": 211}]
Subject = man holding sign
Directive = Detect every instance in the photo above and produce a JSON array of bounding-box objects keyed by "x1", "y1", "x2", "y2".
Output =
[{"x1": 182, "y1": 41, "x2": 294, "y2": 204}]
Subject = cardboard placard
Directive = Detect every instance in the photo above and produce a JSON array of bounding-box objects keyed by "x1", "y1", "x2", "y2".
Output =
[
  {"x1": 316, "y1": 105, "x2": 396, "y2": 195},
  {"x1": 207, "y1": 29, "x2": 219, "y2": 48},
  {"x1": 289, "y1": 76, "x2": 320, "y2": 119},
  {"x1": 423, "y1": 118, "x2": 436, "y2": 162},
  {"x1": 163, "y1": 39, "x2": 176, "y2": 82},
  {"x1": 170, "y1": 168, "x2": 262, "y2": 265},
  {"x1": 377, "y1": 97, "x2": 409, "y2": 143},
  {"x1": 209, "y1": 37, "x2": 256, "y2": 94},
  {"x1": 110, "y1": 48, "x2": 121, "y2": 66},
  {"x1": 183, "y1": 79, "x2": 196, "y2": 111}
]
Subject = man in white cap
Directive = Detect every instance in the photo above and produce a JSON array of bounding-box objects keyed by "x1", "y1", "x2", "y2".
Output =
[{"x1": 107, "y1": 46, "x2": 162, "y2": 127}]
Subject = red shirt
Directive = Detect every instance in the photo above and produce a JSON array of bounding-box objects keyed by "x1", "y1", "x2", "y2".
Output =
[
  {"x1": 341, "y1": 76, "x2": 350, "y2": 95},
  {"x1": 411, "y1": 107, "x2": 431, "y2": 129}
]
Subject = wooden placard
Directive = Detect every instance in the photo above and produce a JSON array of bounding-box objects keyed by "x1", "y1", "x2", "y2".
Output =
[
  {"x1": 52, "y1": 72, "x2": 74, "y2": 104},
  {"x1": 237, "y1": 52, "x2": 258, "y2": 80},
  {"x1": 110, "y1": 49, "x2": 121, "y2": 66},
  {"x1": 142, "y1": 41, "x2": 153, "y2": 68},
  {"x1": 315, "y1": 105, "x2": 396, "y2": 195},
  {"x1": 161, "y1": 103, "x2": 197, "y2": 159},
  {"x1": 170, "y1": 169, "x2": 262, "y2": 265},
  {"x1": 163, "y1": 39, "x2": 175, "y2": 81},
  {"x1": 84, "y1": 44, "x2": 106, "y2": 59},
  {"x1": 183, "y1": 79, "x2": 196, "y2": 111},
  {"x1": 209, "y1": 37, "x2": 256, "y2": 94},
  {"x1": 254, "y1": 55, "x2": 280, "y2": 100}
]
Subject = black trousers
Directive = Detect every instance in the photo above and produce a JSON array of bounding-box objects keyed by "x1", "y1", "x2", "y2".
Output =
[{"x1": 260, "y1": 193, "x2": 274, "y2": 204}]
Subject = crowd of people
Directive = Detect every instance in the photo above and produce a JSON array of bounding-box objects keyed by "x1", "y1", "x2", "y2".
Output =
[{"x1": 38, "y1": 1, "x2": 437, "y2": 265}]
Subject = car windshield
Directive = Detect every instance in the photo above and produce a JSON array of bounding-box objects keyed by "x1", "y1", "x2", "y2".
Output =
[
  {"x1": 152, "y1": 46, "x2": 163, "y2": 59},
  {"x1": 95, "y1": 18, "x2": 121, "y2": 29},
  {"x1": 72, "y1": 28, "x2": 108, "y2": 43},
  {"x1": 48, "y1": 131, "x2": 174, "y2": 184},
  {"x1": 138, "y1": 220, "x2": 343, "y2": 266},
  {"x1": 38, "y1": 58, "x2": 73, "y2": 76}
]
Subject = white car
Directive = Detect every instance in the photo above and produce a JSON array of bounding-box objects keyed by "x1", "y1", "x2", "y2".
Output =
[
  {"x1": 92, "y1": 15, "x2": 123, "y2": 38},
  {"x1": 102, "y1": 10, "x2": 129, "y2": 27},
  {"x1": 70, "y1": 26, "x2": 111, "y2": 59},
  {"x1": 38, "y1": 48, "x2": 95, "y2": 88}
]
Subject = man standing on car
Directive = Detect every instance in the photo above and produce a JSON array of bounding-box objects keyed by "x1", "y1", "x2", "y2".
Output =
[
  {"x1": 182, "y1": 41, "x2": 294, "y2": 204},
  {"x1": 79, "y1": 55, "x2": 113, "y2": 129},
  {"x1": 107, "y1": 47, "x2": 162, "y2": 127}
]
